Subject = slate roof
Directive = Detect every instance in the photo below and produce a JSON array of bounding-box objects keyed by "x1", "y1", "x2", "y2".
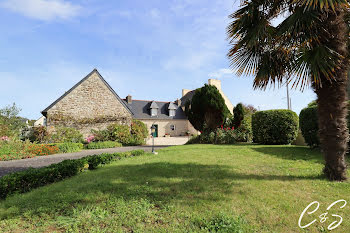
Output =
[
  {"x1": 123, "y1": 100, "x2": 187, "y2": 120},
  {"x1": 41, "y1": 69, "x2": 133, "y2": 116},
  {"x1": 180, "y1": 90, "x2": 195, "y2": 108}
]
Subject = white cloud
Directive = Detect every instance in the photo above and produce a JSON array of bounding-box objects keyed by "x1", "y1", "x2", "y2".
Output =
[
  {"x1": 1, "y1": 0, "x2": 81, "y2": 21},
  {"x1": 208, "y1": 68, "x2": 235, "y2": 79}
]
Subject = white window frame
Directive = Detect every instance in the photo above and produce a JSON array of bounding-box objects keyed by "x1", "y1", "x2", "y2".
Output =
[
  {"x1": 151, "y1": 108, "x2": 157, "y2": 116},
  {"x1": 169, "y1": 109, "x2": 175, "y2": 117}
]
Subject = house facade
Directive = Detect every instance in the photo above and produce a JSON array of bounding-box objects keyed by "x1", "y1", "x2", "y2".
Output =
[{"x1": 40, "y1": 69, "x2": 233, "y2": 137}]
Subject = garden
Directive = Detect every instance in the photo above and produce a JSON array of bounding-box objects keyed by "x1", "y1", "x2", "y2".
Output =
[
  {"x1": 0, "y1": 104, "x2": 148, "y2": 161},
  {"x1": 0, "y1": 144, "x2": 349, "y2": 232}
]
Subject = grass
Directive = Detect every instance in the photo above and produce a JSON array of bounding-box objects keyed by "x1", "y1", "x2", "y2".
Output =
[{"x1": 0, "y1": 144, "x2": 349, "y2": 232}]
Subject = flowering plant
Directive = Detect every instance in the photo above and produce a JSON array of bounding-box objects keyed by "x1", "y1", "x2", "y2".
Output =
[
  {"x1": 85, "y1": 135, "x2": 95, "y2": 143},
  {"x1": 0, "y1": 136, "x2": 9, "y2": 141}
]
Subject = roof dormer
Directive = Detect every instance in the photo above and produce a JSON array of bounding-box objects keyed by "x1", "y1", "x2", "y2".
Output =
[
  {"x1": 168, "y1": 102, "x2": 177, "y2": 117},
  {"x1": 150, "y1": 101, "x2": 159, "y2": 116}
]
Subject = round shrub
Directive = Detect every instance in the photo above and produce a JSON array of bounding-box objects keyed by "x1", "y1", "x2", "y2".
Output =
[
  {"x1": 252, "y1": 109, "x2": 299, "y2": 145},
  {"x1": 299, "y1": 102, "x2": 350, "y2": 148},
  {"x1": 299, "y1": 106, "x2": 319, "y2": 147}
]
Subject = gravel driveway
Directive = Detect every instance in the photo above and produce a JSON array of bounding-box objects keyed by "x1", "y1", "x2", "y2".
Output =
[{"x1": 0, "y1": 146, "x2": 168, "y2": 177}]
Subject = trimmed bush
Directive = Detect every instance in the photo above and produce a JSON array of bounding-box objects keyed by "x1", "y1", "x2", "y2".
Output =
[
  {"x1": 252, "y1": 110, "x2": 299, "y2": 145},
  {"x1": 53, "y1": 142, "x2": 84, "y2": 153},
  {"x1": 0, "y1": 149, "x2": 147, "y2": 199},
  {"x1": 299, "y1": 106, "x2": 319, "y2": 147},
  {"x1": 299, "y1": 103, "x2": 350, "y2": 148},
  {"x1": 0, "y1": 159, "x2": 85, "y2": 199},
  {"x1": 84, "y1": 141, "x2": 122, "y2": 149}
]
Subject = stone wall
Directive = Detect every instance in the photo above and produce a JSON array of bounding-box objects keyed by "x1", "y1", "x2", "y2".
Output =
[{"x1": 46, "y1": 71, "x2": 132, "y2": 136}]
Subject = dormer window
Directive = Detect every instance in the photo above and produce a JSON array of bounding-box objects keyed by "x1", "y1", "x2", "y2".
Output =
[
  {"x1": 168, "y1": 102, "x2": 177, "y2": 117},
  {"x1": 150, "y1": 101, "x2": 159, "y2": 117},
  {"x1": 151, "y1": 108, "x2": 157, "y2": 116}
]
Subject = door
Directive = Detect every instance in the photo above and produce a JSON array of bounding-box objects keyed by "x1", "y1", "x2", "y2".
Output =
[{"x1": 153, "y1": 124, "x2": 158, "y2": 137}]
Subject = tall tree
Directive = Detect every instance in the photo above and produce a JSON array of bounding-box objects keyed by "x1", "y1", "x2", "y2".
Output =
[
  {"x1": 185, "y1": 84, "x2": 230, "y2": 132},
  {"x1": 233, "y1": 103, "x2": 245, "y2": 128},
  {"x1": 227, "y1": 1, "x2": 350, "y2": 181}
]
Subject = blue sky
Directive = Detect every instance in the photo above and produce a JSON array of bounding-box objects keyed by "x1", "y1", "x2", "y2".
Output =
[{"x1": 0, "y1": 0, "x2": 316, "y2": 120}]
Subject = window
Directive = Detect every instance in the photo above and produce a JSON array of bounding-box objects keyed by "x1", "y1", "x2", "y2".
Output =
[
  {"x1": 151, "y1": 108, "x2": 157, "y2": 116},
  {"x1": 170, "y1": 125, "x2": 176, "y2": 131},
  {"x1": 169, "y1": 109, "x2": 175, "y2": 117}
]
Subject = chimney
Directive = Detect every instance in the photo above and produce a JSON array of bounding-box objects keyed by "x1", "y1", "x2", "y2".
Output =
[
  {"x1": 182, "y1": 89, "x2": 191, "y2": 97},
  {"x1": 176, "y1": 99, "x2": 181, "y2": 106},
  {"x1": 126, "y1": 95, "x2": 132, "y2": 104},
  {"x1": 208, "y1": 79, "x2": 221, "y2": 90}
]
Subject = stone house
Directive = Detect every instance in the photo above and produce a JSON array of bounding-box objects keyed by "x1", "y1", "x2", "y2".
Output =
[
  {"x1": 41, "y1": 69, "x2": 133, "y2": 136},
  {"x1": 40, "y1": 69, "x2": 233, "y2": 137}
]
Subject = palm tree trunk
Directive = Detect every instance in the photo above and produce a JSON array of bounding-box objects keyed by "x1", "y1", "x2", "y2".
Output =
[{"x1": 315, "y1": 8, "x2": 349, "y2": 181}]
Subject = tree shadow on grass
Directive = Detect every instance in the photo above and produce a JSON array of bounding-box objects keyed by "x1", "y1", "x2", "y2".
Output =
[
  {"x1": 0, "y1": 162, "x2": 324, "y2": 220},
  {"x1": 251, "y1": 146, "x2": 324, "y2": 164}
]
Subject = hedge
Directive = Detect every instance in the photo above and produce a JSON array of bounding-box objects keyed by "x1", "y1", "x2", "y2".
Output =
[
  {"x1": 299, "y1": 106, "x2": 319, "y2": 147},
  {"x1": 84, "y1": 141, "x2": 122, "y2": 149},
  {"x1": 0, "y1": 149, "x2": 146, "y2": 199},
  {"x1": 252, "y1": 109, "x2": 299, "y2": 145},
  {"x1": 299, "y1": 104, "x2": 350, "y2": 148}
]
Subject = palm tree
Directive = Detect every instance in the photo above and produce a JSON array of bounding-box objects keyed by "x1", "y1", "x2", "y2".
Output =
[{"x1": 227, "y1": 0, "x2": 349, "y2": 181}]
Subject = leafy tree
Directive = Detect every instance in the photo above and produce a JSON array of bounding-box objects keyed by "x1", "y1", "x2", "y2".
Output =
[
  {"x1": 0, "y1": 103, "x2": 25, "y2": 137},
  {"x1": 185, "y1": 84, "x2": 230, "y2": 131},
  {"x1": 227, "y1": 1, "x2": 350, "y2": 181},
  {"x1": 232, "y1": 103, "x2": 245, "y2": 128}
]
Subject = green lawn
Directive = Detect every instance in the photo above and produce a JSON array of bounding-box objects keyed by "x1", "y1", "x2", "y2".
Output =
[{"x1": 0, "y1": 144, "x2": 349, "y2": 232}]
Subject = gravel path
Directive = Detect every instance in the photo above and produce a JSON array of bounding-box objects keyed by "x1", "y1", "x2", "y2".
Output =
[{"x1": 0, "y1": 146, "x2": 168, "y2": 177}]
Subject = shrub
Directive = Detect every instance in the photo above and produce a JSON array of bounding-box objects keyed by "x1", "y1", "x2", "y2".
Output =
[
  {"x1": 186, "y1": 135, "x2": 200, "y2": 144},
  {"x1": 252, "y1": 110, "x2": 299, "y2": 145},
  {"x1": 0, "y1": 159, "x2": 85, "y2": 199},
  {"x1": 107, "y1": 123, "x2": 131, "y2": 144},
  {"x1": 234, "y1": 116, "x2": 253, "y2": 142},
  {"x1": 299, "y1": 106, "x2": 319, "y2": 147},
  {"x1": 28, "y1": 126, "x2": 48, "y2": 143},
  {"x1": 53, "y1": 142, "x2": 84, "y2": 153},
  {"x1": 49, "y1": 127, "x2": 83, "y2": 143},
  {"x1": 84, "y1": 141, "x2": 122, "y2": 149},
  {"x1": 131, "y1": 119, "x2": 148, "y2": 143},
  {"x1": 299, "y1": 102, "x2": 350, "y2": 148},
  {"x1": 0, "y1": 149, "x2": 147, "y2": 199},
  {"x1": 90, "y1": 129, "x2": 111, "y2": 142},
  {"x1": 232, "y1": 103, "x2": 245, "y2": 128}
]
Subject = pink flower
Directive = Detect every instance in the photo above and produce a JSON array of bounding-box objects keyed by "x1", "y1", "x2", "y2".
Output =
[
  {"x1": 0, "y1": 136, "x2": 9, "y2": 141},
  {"x1": 85, "y1": 135, "x2": 95, "y2": 143}
]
